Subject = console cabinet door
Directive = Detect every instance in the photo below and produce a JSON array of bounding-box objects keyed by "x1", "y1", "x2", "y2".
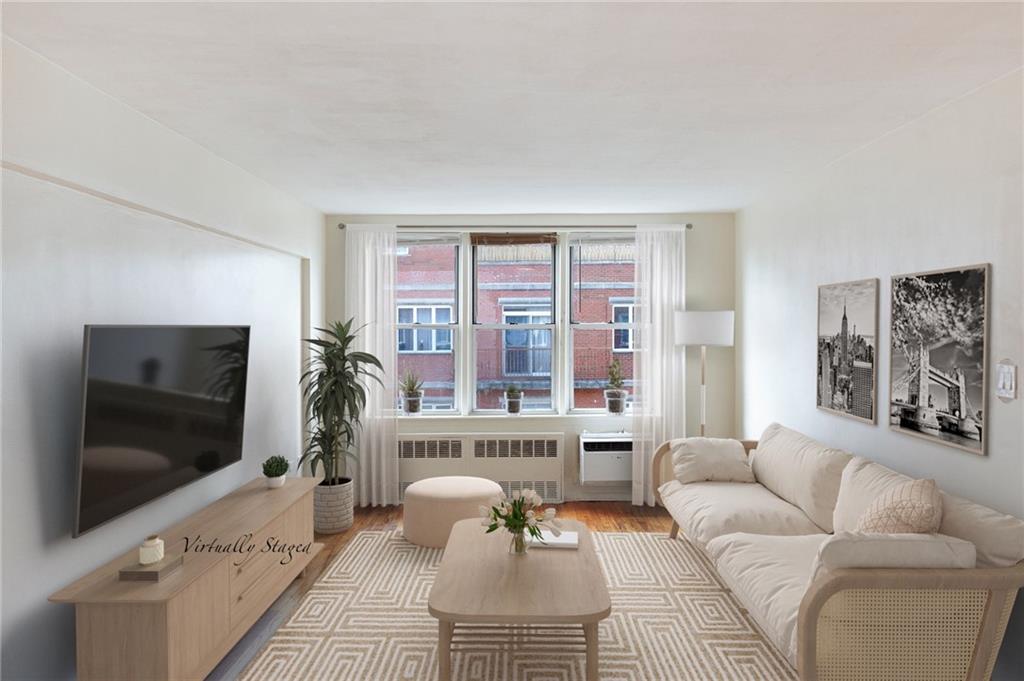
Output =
[{"x1": 167, "y1": 559, "x2": 230, "y2": 680}]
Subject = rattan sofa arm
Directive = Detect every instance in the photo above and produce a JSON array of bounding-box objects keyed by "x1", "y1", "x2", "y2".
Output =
[{"x1": 797, "y1": 562, "x2": 1024, "y2": 681}]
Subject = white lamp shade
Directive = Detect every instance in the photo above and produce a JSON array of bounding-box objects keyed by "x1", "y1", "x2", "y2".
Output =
[{"x1": 674, "y1": 310, "x2": 735, "y2": 347}]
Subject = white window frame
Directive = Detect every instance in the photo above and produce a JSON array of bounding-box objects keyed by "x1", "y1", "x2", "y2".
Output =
[
  {"x1": 568, "y1": 238, "x2": 637, "y2": 412},
  {"x1": 395, "y1": 236, "x2": 461, "y2": 414},
  {"x1": 395, "y1": 229, "x2": 636, "y2": 416},
  {"x1": 397, "y1": 304, "x2": 454, "y2": 354},
  {"x1": 611, "y1": 302, "x2": 636, "y2": 352},
  {"x1": 471, "y1": 241, "x2": 557, "y2": 413}
]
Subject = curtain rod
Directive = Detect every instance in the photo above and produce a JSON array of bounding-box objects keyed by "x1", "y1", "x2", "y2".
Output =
[{"x1": 338, "y1": 223, "x2": 694, "y2": 230}]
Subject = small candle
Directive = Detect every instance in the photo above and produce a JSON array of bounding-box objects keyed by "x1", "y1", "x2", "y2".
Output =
[{"x1": 139, "y1": 535, "x2": 164, "y2": 565}]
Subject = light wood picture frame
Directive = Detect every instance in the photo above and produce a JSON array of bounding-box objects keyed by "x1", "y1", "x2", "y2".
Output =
[
  {"x1": 889, "y1": 264, "x2": 989, "y2": 456},
  {"x1": 817, "y1": 278, "x2": 879, "y2": 424}
]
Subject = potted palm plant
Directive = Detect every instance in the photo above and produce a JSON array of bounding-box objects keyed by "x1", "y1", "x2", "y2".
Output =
[
  {"x1": 504, "y1": 384, "x2": 523, "y2": 415},
  {"x1": 300, "y1": 319, "x2": 383, "y2": 534},
  {"x1": 400, "y1": 371, "x2": 424, "y2": 415},
  {"x1": 604, "y1": 358, "x2": 629, "y2": 415}
]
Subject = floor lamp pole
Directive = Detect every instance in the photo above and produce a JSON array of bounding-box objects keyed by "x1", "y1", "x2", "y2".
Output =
[{"x1": 699, "y1": 344, "x2": 707, "y2": 437}]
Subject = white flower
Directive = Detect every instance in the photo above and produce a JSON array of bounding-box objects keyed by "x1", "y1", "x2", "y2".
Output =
[
  {"x1": 526, "y1": 510, "x2": 535, "y2": 520},
  {"x1": 479, "y1": 505, "x2": 491, "y2": 518},
  {"x1": 527, "y1": 517, "x2": 538, "y2": 527},
  {"x1": 512, "y1": 489, "x2": 522, "y2": 500},
  {"x1": 480, "y1": 517, "x2": 492, "y2": 527}
]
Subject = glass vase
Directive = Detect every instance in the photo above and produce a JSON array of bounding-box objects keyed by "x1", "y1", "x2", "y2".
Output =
[{"x1": 509, "y1": 529, "x2": 529, "y2": 555}]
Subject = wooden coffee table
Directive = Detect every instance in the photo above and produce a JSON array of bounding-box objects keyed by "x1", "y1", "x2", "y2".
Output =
[{"x1": 428, "y1": 518, "x2": 611, "y2": 681}]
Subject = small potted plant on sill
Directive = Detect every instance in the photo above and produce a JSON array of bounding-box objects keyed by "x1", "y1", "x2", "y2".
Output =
[
  {"x1": 504, "y1": 384, "x2": 523, "y2": 415},
  {"x1": 400, "y1": 371, "x2": 424, "y2": 415},
  {"x1": 262, "y1": 455, "x2": 289, "y2": 488},
  {"x1": 604, "y1": 358, "x2": 629, "y2": 415}
]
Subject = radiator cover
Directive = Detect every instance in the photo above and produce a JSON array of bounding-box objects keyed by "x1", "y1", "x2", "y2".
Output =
[{"x1": 399, "y1": 433, "x2": 564, "y2": 503}]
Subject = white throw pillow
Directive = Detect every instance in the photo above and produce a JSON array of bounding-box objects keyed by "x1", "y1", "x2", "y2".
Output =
[
  {"x1": 671, "y1": 437, "x2": 755, "y2": 484},
  {"x1": 811, "y1": 532, "x2": 976, "y2": 582},
  {"x1": 856, "y1": 478, "x2": 942, "y2": 534}
]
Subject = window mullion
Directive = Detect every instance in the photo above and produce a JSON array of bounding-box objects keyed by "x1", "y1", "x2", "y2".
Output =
[{"x1": 460, "y1": 233, "x2": 473, "y2": 415}]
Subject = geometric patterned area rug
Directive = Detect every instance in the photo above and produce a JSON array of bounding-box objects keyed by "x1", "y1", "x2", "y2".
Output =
[{"x1": 239, "y1": 529, "x2": 796, "y2": 680}]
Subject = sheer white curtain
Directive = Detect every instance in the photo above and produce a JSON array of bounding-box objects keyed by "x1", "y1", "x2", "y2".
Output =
[
  {"x1": 631, "y1": 225, "x2": 687, "y2": 505},
  {"x1": 344, "y1": 224, "x2": 399, "y2": 507}
]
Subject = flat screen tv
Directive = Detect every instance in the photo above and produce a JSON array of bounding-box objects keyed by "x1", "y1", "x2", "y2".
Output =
[{"x1": 74, "y1": 325, "x2": 251, "y2": 536}]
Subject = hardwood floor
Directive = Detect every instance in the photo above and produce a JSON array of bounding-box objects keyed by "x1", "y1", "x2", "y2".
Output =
[{"x1": 209, "y1": 501, "x2": 671, "y2": 680}]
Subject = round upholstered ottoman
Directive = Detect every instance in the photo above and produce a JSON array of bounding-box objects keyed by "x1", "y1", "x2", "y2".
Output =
[{"x1": 403, "y1": 476, "x2": 503, "y2": 548}]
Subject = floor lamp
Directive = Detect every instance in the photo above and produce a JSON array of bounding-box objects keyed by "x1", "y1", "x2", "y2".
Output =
[{"x1": 674, "y1": 310, "x2": 735, "y2": 436}]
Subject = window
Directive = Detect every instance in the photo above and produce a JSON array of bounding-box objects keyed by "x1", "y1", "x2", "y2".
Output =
[
  {"x1": 393, "y1": 231, "x2": 637, "y2": 414},
  {"x1": 395, "y1": 238, "x2": 459, "y2": 411},
  {"x1": 611, "y1": 303, "x2": 635, "y2": 351},
  {"x1": 473, "y1": 236, "x2": 556, "y2": 411},
  {"x1": 397, "y1": 305, "x2": 452, "y2": 352},
  {"x1": 569, "y1": 237, "x2": 637, "y2": 410}
]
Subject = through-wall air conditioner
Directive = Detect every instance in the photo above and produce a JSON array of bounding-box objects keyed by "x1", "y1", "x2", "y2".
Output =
[{"x1": 579, "y1": 431, "x2": 633, "y2": 483}]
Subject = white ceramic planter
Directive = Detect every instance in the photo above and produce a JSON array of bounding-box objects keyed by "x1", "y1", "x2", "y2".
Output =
[
  {"x1": 265, "y1": 474, "x2": 286, "y2": 489},
  {"x1": 314, "y1": 478, "x2": 354, "y2": 534}
]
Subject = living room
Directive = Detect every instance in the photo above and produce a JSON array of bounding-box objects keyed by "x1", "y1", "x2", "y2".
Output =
[{"x1": 1, "y1": 3, "x2": 1022, "y2": 680}]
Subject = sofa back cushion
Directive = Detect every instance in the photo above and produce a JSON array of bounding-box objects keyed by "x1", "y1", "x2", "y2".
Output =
[
  {"x1": 833, "y1": 456, "x2": 912, "y2": 532},
  {"x1": 835, "y1": 456, "x2": 1024, "y2": 567},
  {"x1": 939, "y1": 493, "x2": 1024, "y2": 568},
  {"x1": 750, "y1": 423, "x2": 853, "y2": 532},
  {"x1": 672, "y1": 437, "x2": 756, "y2": 484}
]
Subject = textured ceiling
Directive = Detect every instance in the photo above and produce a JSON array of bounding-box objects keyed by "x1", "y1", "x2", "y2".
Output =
[{"x1": 4, "y1": 2, "x2": 1022, "y2": 214}]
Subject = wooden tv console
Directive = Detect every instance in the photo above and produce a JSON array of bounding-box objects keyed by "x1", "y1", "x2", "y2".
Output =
[{"x1": 50, "y1": 477, "x2": 323, "y2": 681}]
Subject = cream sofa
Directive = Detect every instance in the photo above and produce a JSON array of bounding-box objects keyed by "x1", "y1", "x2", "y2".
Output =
[{"x1": 653, "y1": 423, "x2": 1024, "y2": 681}]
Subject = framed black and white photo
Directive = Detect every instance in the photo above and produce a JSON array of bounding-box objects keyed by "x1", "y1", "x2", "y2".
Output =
[
  {"x1": 817, "y1": 278, "x2": 878, "y2": 423},
  {"x1": 889, "y1": 264, "x2": 989, "y2": 455}
]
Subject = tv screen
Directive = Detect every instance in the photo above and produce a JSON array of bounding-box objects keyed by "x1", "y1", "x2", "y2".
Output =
[{"x1": 74, "y1": 325, "x2": 251, "y2": 536}]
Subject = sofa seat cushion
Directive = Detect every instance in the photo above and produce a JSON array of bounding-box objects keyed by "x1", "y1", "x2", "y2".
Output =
[
  {"x1": 659, "y1": 480, "x2": 822, "y2": 548},
  {"x1": 707, "y1": 532, "x2": 829, "y2": 666},
  {"x1": 751, "y1": 423, "x2": 852, "y2": 532}
]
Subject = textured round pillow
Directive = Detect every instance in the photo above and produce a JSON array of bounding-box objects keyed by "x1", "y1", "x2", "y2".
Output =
[{"x1": 856, "y1": 478, "x2": 942, "y2": 534}]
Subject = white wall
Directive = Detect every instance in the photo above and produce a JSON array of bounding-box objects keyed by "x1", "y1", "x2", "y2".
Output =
[
  {"x1": 736, "y1": 71, "x2": 1023, "y2": 679},
  {"x1": 326, "y1": 212, "x2": 735, "y2": 501},
  {"x1": 1, "y1": 39, "x2": 325, "y2": 680}
]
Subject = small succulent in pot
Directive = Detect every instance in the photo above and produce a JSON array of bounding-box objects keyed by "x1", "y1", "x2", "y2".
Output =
[
  {"x1": 400, "y1": 371, "x2": 424, "y2": 415},
  {"x1": 604, "y1": 358, "x2": 629, "y2": 415},
  {"x1": 504, "y1": 384, "x2": 523, "y2": 415},
  {"x1": 262, "y1": 455, "x2": 290, "y2": 488}
]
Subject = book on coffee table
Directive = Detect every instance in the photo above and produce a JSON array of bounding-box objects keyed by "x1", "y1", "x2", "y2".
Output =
[{"x1": 528, "y1": 530, "x2": 579, "y2": 549}]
